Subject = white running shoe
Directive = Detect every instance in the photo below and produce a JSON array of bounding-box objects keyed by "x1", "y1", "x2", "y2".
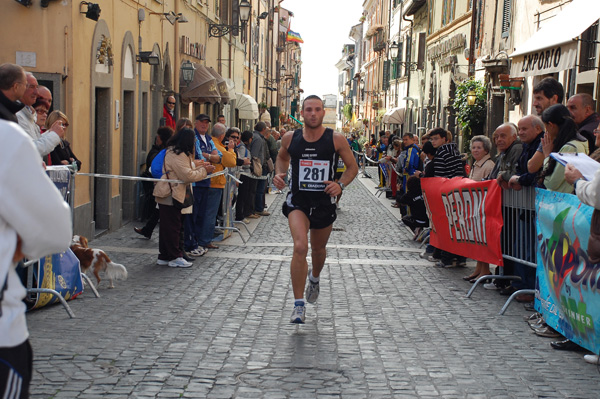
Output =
[
  {"x1": 187, "y1": 248, "x2": 206, "y2": 257},
  {"x1": 305, "y1": 270, "x2": 320, "y2": 304},
  {"x1": 290, "y1": 301, "x2": 306, "y2": 324},
  {"x1": 156, "y1": 259, "x2": 169, "y2": 266},
  {"x1": 168, "y1": 257, "x2": 193, "y2": 268},
  {"x1": 584, "y1": 354, "x2": 599, "y2": 364}
]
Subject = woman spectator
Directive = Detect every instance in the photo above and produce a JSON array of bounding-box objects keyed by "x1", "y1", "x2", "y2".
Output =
[
  {"x1": 540, "y1": 104, "x2": 589, "y2": 193},
  {"x1": 46, "y1": 110, "x2": 81, "y2": 170},
  {"x1": 34, "y1": 101, "x2": 48, "y2": 133},
  {"x1": 464, "y1": 135, "x2": 495, "y2": 282},
  {"x1": 153, "y1": 128, "x2": 208, "y2": 268},
  {"x1": 134, "y1": 126, "x2": 174, "y2": 239},
  {"x1": 175, "y1": 117, "x2": 193, "y2": 132}
]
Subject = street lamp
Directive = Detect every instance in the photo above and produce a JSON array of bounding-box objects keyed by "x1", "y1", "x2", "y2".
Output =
[
  {"x1": 467, "y1": 90, "x2": 477, "y2": 106},
  {"x1": 389, "y1": 41, "x2": 419, "y2": 71},
  {"x1": 209, "y1": 0, "x2": 251, "y2": 37},
  {"x1": 137, "y1": 51, "x2": 160, "y2": 65},
  {"x1": 180, "y1": 60, "x2": 195, "y2": 86}
]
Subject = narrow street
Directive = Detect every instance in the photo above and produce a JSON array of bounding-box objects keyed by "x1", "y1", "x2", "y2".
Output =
[{"x1": 27, "y1": 173, "x2": 598, "y2": 398}]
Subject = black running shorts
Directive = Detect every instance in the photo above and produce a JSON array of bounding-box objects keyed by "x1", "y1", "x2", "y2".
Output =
[{"x1": 282, "y1": 195, "x2": 337, "y2": 230}]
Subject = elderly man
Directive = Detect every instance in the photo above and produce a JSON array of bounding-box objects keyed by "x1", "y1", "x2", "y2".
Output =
[
  {"x1": 567, "y1": 93, "x2": 599, "y2": 152},
  {"x1": 490, "y1": 123, "x2": 522, "y2": 188},
  {"x1": 37, "y1": 86, "x2": 52, "y2": 110},
  {"x1": 0, "y1": 63, "x2": 27, "y2": 122},
  {"x1": 200, "y1": 123, "x2": 237, "y2": 250},
  {"x1": 162, "y1": 96, "x2": 176, "y2": 130},
  {"x1": 15, "y1": 73, "x2": 64, "y2": 157},
  {"x1": 509, "y1": 115, "x2": 545, "y2": 190}
]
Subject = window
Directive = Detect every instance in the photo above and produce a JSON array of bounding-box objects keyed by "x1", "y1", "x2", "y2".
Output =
[
  {"x1": 442, "y1": 0, "x2": 455, "y2": 26},
  {"x1": 501, "y1": 0, "x2": 511, "y2": 38},
  {"x1": 579, "y1": 20, "x2": 598, "y2": 72}
]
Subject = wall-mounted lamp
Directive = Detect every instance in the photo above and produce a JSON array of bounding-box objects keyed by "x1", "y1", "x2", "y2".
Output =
[
  {"x1": 137, "y1": 51, "x2": 160, "y2": 66},
  {"x1": 41, "y1": 0, "x2": 60, "y2": 7},
  {"x1": 209, "y1": 0, "x2": 251, "y2": 37},
  {"x1": 467, "y1": 90, "x2": 477, "y2": 106},
  {"x1": 258, "y1": 11, "x2": 269, "y2": 20},
  {"x1": 151, "y1": 11, "x2": 188, "y2": 25},
  {"x1": 359, "y1": 80, "x2": 365, "y2": 91},
  {"x1": 80, "y1": 2, "x2": 101, "y2": 21},
  {"x1": 180, "y1": 60, "x2": 196, "y2": 86},
  {"x1": 389, "y1": 41, "x2": 419, "y2": 71}
]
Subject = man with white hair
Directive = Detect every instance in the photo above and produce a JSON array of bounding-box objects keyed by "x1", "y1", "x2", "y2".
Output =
[
  {"x1": 489, "y1": 123, "x2": 522, "y2": 188},
  {"x1": 508, "y1": 115, "x2": 545, "y2": 190}
]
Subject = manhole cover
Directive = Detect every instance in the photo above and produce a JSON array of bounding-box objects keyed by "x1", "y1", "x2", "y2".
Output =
[{"x1": 236, "y1": 367, "x2": 349, "y2": 391}]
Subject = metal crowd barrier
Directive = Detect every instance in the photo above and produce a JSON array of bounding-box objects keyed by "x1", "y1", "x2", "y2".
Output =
[
  {"x1": 467, "y1": 186, "x2": 538, "y2": 314},
  {"x1": 214, "y1": 169, "x2": 250, "y2": 244}
]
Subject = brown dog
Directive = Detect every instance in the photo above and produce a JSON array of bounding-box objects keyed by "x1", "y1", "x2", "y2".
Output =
[{"x1": 70, "y1": 235, "x2": 128, "y2": 288}]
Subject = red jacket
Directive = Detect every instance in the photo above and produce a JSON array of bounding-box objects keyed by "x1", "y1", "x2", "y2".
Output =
[{"x1": 163, "y1": 105, "x2": 176, "y2": 130}]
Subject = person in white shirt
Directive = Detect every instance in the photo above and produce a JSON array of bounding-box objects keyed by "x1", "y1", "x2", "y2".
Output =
[
  {"x1": 15, "y1": 73, "x2": 65, "y2": 157},
  {"x1": 0, "y1": 120, "x2": 72, "y2": 398}
]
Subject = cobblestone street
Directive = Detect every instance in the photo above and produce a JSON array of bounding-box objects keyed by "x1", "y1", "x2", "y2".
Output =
[{"x1": 27, "y1": 173, "x2": 600, "y2": 398}]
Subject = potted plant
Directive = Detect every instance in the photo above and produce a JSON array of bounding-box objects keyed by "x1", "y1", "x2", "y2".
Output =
[{"x1": 452, "y1": 79, "x2": 487, "y2": 154}]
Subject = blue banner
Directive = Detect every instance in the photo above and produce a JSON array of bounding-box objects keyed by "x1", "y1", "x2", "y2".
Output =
[{"x1": 535, "y1": 189, "x2": 599, "y2": 354}]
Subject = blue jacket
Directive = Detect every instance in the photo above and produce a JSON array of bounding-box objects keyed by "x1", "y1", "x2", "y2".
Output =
[
  {"x1": 194, "y1": 129, "x2": 222, "y2": 187},
  {"x1": 403, "y1": 144, "x2": 420, "y2": 176}
]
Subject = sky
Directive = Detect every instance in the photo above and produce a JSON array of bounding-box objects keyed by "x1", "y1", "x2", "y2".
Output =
[{"x1": 280, "y1": 0, "x2": 364, "y2": 99}]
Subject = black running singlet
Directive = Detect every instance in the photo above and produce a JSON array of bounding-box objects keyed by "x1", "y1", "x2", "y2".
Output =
[{"x1": 287, "y1": 128, "x2": 338, "y2": 207}]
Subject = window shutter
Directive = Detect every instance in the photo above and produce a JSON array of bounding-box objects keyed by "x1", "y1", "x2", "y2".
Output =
[
  {"x1": 501, "y1": 0, "x2": 511, "y2": 38},
  {"x1": 417, "y1": 32, "x2": 426, "y2": 70},
  {"x1": 383, "y1": 60, "x2": 391, "y2": 91}
]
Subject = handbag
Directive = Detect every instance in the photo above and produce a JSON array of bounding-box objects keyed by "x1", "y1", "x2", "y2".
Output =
[
  {"x1": 171, "y1": 184, "x2": 194, "y2": 210},
  {"x1": 251, "y1": 156, "x2": 263, "y2": 176},
  {"x1": 588, "y1": 209, "x2": 600, "y2": 264},
  {"x1": 266, "y1": 158, "x2": 274, "y2": 173}
]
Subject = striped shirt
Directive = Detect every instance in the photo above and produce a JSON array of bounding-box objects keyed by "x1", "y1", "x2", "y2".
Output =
[{"x1": 432, "y1": 143, "x2": 464, "y2": 178}]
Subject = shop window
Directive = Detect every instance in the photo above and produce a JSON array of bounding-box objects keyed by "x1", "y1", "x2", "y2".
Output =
[
  {"x1": 501, "y1": 0, "x2": 511, "y2": 38},
  {"x1": 579, "y1": 20, "x2": 598, "y2": 73}
]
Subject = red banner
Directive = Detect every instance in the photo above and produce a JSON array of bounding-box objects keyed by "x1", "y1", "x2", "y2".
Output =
[{"x1": 421, "y1": 177, "x2": 504, "y2": 265}]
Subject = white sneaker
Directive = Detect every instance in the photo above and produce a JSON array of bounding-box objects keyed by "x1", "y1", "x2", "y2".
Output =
[
  {"x1": 483, "y1": 282, "x2": 498, "y2": 290},
  {"x1": 168, "y1": 257, "x2": 193, "y2": 268},
  {"x1": 305, "y1": 270, "x2": 320, "y2": 304},
  {"x1": 156, "y1": 259, "x2": 169, "y2": 266},
  {"x1": 186, "y1": 248, "x2": 206, "y2": 257},
  {"x1": 584, "y1": 354, "x2": 599, "y2": 364},
  {"x1": 419, "y1": 251, "x2": 431, "y2": 259},
  {"x1": 290, "y1": 301, "x2": 306, "y2": 324}
]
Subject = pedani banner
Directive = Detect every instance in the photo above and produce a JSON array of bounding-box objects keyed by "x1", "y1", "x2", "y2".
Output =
[
  {"x1": 421, "y1": 177, "x2": 504, "y2": 265},
  {"x1": 535, "y1": 189, "x2": 600, "y2": 355}
]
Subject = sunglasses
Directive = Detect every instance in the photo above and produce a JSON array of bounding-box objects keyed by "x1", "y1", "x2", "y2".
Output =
[
  {"x1": 167, "y1": 101, "x2": 176, "y2": 105},
  {"x1": 230, "y1": 135, "x2": 239, "y2": 139}
]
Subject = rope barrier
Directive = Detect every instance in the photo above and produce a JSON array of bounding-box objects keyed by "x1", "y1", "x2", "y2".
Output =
[{"x1": 75, "y1": 170, "x2": 230, "y2": 184}]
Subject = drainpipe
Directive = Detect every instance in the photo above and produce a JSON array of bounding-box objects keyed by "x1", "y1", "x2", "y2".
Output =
[{"x1": 403, "y1": 3, "x2": 413, "y2": 134}]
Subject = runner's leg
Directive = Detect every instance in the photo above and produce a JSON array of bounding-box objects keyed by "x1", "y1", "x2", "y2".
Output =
[
  {"x1": 309, "y1": 224, "x2": 333, "y2": 279},
  {"x1": 288, "y1": 210, "x2": 310, "y2": 299}
]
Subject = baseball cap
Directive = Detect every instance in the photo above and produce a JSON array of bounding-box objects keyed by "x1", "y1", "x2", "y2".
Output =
[{"x1": 195, "y1": 114, "x2": 211, "y2": 122}]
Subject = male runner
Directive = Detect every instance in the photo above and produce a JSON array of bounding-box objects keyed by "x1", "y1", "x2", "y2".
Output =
[{"x1": 273, "y1": 95, "x2": 358, "y2": 324}]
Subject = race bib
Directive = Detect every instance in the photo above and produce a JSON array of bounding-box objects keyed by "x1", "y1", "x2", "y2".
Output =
[{"x1": 299, "y1": 159, "x2": 330, "y2": 191}]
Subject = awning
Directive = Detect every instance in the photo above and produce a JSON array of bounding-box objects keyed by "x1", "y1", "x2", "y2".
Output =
[
  {"x1": 509, "y1": 0, "x2": 600, "y2": 77},
  {"x1": 382, "y1": 107, "x2": 405, "y2": 125},
  {"x1": 179, "y1": 63, "x2": 221, "y2": 105},
  {"x1": 236, "y1": 93, "x2": 259, "y2": 120},
  {"x1": 207, "y1": 67, "x2": 230, "y2": 104}
]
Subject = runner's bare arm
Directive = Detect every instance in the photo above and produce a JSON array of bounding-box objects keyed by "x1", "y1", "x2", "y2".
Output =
[
  {"x1": 324, "y1": 131, "x2": 359, "y2": 197},
  {"x1": 273, "y1": 131, "x2": 293, "y2": 190}
]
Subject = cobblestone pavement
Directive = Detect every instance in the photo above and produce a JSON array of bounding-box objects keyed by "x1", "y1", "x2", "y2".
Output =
[{"x1": 27, "y1": 171, "x2": 600, "y2": 398}]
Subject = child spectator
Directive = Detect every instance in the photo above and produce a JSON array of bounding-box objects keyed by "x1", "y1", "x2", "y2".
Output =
[{"x1": 398, "y1": 176, "x2": 429, "y2": 237}]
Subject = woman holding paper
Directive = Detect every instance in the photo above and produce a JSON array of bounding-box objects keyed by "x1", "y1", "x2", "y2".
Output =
[{"x1": 539, "y1": 104, "x2": 588, "y2": 193}]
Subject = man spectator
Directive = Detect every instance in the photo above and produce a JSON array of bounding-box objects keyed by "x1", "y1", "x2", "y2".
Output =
[
  {"x1": 0, "y1": 119, "x2": 72, "y2": 399},
  {"x1": 240, "y1": 130, "x2": 259, "y2": 220},
  {"x1": 36, "y1": 86, "x2": 52, "y2": 110},
  {"x1": 528, "y1": 78, "x2": 565, "y2": 173},
  {"x1": 162, "y1": 96, "x2": 176, "y2": 130},
  {"x1": 396, "y1": 133, "x2": 421, "y2": 215},
  {"x1": 0, "y1": 63, "x2": 27, "y2": 122},
  {"x1": 428, "y1": 127, "x2": 466, "y2": 267},
  {"x1": 15, "y1": 73, "x2": 65, "y2": 157},
  {"x1": 506, "y1": 116, "x2": 545, "y2": 301},
  {"x1": 217, "y1": 114, "x2": 227, "y2": 127},
  {"x1": 183, "y1": 114, "x2": 219, "y2": 256},
  {"x1": 249, "y1": 122, "x2": 269, "y2": 216},
  {"x1": 201, "y1": 123, "x2": 237, "y2": 251},
  {"x1": 566, "y1": 93, "x2": 598, "y2": 152},
  {"x1": 532, "y1": 77, "x2": 564, "y2": 116},
  {"x1": 486, "y1": 123, "x2": 523, "y2": 292}
]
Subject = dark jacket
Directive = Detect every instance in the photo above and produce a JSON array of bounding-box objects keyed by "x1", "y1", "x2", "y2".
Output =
[
  {"x1": 0, "y1": 91, "x2": 24, "y2": 123},
  {"x1": 488, "y1": 139, "x2": 522, "y2": 181},
  {"x1": 517, "y1": 132, "x2": 543, "y2": 186},
  {"x1": 578, "y1": 113, "x2": 599, "y2": 153},
  {"x1": 49, "y1": 139, "x2": 82, "y2": 170}
]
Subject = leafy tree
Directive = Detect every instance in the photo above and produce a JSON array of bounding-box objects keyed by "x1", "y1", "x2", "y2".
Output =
[{"x1": 453, "y1": 79, "x2": 486, "y2": 153}]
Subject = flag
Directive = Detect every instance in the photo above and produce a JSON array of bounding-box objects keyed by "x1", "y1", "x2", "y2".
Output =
[{"x1": 286, "y1": 30, "x2": 304, "y2": 43}]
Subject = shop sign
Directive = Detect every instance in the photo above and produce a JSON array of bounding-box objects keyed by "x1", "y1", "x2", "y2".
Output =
[
  {"x1": 181, "y1": 36, "x2": 205, "y2": 60},
  {"x1": 510, "y1": 42, "x2": 577, "y2": 77},
  {"x1": 428, "y1": 34, "x2": 466, "y2": 61}
]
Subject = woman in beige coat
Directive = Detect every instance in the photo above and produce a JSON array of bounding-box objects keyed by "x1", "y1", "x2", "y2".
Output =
[{"x1": 153, "y1": 128, "x2": 209, "y2": 267}]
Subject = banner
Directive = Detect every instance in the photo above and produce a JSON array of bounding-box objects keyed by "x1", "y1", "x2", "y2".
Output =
[
  {"x1": 421, "y1": 177, "x2": 504, "y2": 265},
  {"x1": 29, "y1": 249, "x2": 83, "y2": 310},
  {"x1": 535, "y1": 189, "x2": 600, "y2": 355}
]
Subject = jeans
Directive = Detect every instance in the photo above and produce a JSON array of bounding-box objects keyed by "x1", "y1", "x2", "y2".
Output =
[
  {"x1": 198, "y1": 187, "x2": 223, "y2": 247},
  {"x1": 184, "y1": 186, "x2": 209, "y2": 251},
  {"x1": 254, "y1": 170, "x2": 268, "y2": 212}
]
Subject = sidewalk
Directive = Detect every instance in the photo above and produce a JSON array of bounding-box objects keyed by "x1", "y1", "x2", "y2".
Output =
[{"x1": 26, "y1": 175, "x2": 599, "y2": 398}]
